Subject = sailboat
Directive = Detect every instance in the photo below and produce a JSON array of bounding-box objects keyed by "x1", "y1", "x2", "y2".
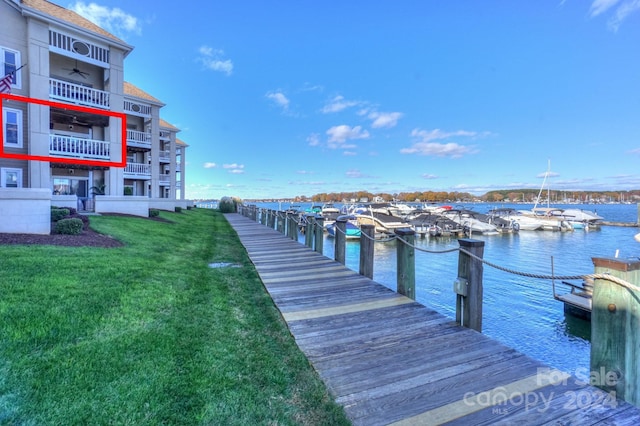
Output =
[
  {"x1": 519, "y1": 161, "x2": 573, "y2": 231},
  {"x1": 520, "y1": 160, "x2": 603, "y2": 231}
]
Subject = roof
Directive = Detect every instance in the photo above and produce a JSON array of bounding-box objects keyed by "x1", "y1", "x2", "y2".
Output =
[
  {"x1": 160, "y1": 118, "x2": 180, "y2": 132},
  {"x1": 176, "y1": 138, "x2": 189, "y2": 147},
  {"x1": 123, "y1": 81, "x2": 164, "y2": 105},
  {"x1": 20, "y1": 0, "x2": 128, "y2": 46}
]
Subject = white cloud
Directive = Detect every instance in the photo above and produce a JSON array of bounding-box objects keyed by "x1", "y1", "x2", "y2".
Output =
[
  {"x1": 203, "y1": 162, "x2": 217, "y2": 168},
  {"x1": 410, "y1": 128, "x2": 478, "y2": 143},
  {"x1": 321, "y1": 95, "x2": 361, "y2": 113},
  {"x1": 589, "y1": 0, "x2": 640, "y2": 31},
  {"x1": 608, "y1": 0, "x2": 640, "y2": 30},
  {"x1": 590, "y1": 0, "x2": 621, "y2": 16},
  {"x1": 422, "y1": 174, "x2": 439, "y2": 179},
  {"x1": 346, "y1": 169, "x2": 365, "y2": 178},
  {"x1": 307, "y1": 133, "x2": 321, "y2": 146},
  {"x1": 536, "y1": 171, "x2": 560, "y2": 178},
  {"x1": 197, "y1": 45, "x2": 233, "y2": 75},
  {"x1": 266, "y1": 91, "x2": 290, "y2": 110},
  {"x1": 223, "y1": 163, "x2": 244, "y2": 174},
  {"x1": 69, "y1": 1, "x2": 141, "y2": 37},
  {"x1": 400, "y1": 142, "x2": 476, "y2": 158},
  {"x1": 326, "y1": 125, "x2": 370, "y2": 147},
  {"x1": 368, "y1": 111, "x2": 403, "y2": 129},
  {"x1": 401, "y1": 128, "x2": 483, "y2": 158}
]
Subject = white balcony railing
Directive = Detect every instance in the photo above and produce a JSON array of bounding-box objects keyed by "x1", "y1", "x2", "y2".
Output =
[
  {"x1": 49, "y1": 134, "x2": 110, "y2": 160},
  {"x1": 159, "y1": 150, "x2": 170, "y2": 162},
  {"x1": 124, "y1": 100, "x2": 152, "y2": 117},
  {"x1": 159, "y1": 174, "x2": 170, "y2": 185},
  {"x1": 49, "y1": 78, "x2": 110, "y2": 109},
  {"x1": 126, "y1": 130, "x2": 152, "y2": 148},
  {"x1": 124, "y1": 162, "x2": 151, "y2": 179}
]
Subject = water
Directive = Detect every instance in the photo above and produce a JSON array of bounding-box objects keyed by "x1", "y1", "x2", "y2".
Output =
[{"x1": 252, "y1": 202, "x2": 639, "y2": 376}]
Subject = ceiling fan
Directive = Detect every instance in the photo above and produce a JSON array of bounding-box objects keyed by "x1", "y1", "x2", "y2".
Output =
[
  {"x1": 69, "y1": 115, "x2": 90, "y2": 126},
  {"x1": 63, "y1": 60, "x2": 90, "y2": 79}
]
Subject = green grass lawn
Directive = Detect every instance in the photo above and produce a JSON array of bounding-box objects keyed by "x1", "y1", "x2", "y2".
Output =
[{"x1": 0, "y1": 209, "x2": 350, "y2": 425}]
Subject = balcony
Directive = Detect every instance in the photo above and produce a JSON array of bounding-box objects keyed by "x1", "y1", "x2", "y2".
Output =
[
  {"x1": 49, "y1": 134, "x2": 110, "y2": 160},
  {"x1": 124, "y1": 162, "x2": 151, "y2": 179},
  {"x1": 127, "y1": 130, "x2": 152, "y2": 149},
  {"x1": 49, "y1": 78, "x2": 110, "y2": 109},
  {"x1": 124, "y1": 100, "x2": 152, "y2": 117},
  {"x1": 159, "y1": 174, "x2": 171, "y2": 185},
  {"x1": 159, "y1": 150, "x2": 170, "y2": 163}
]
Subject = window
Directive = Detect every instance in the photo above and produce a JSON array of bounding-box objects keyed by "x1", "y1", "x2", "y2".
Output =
[
  {"x1": 1, "y1": 168, "x2": 22, "y2": 188},
  {"x1": 1, "y1": 47, "x2": 21, "y2": 88},
  {"x1": 3, "y1": 108, "x2": 23, "y2": 148}
]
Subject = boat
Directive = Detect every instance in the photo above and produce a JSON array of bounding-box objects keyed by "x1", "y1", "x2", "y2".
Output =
[
  {"x1": 439, "y1": 209, "x2": 500, "y2": 235},
  {"x1": 320, "y1": 203, "x2": 341, "y2": 227},
  {"x1": 325, "y1": 214, "x2": 361, "y2": 239},
  {"x1": 351, "y1": 205, "x2": 413, "y2": 236},
  {"x1": 486, "y1": 208, "x2": 543, "y2": 231}
]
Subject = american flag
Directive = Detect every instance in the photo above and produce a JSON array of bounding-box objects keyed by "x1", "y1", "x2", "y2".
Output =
[{"x1": 0, "y1": 73, "x2": 13, "y2": 94}]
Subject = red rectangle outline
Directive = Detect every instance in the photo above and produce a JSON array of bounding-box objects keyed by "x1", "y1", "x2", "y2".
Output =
[{"x1": 0, "y1": 93, "x2": 126, "y2": 167}]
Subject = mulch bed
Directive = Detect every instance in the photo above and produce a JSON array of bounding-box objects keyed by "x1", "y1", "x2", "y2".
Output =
[{"x1": 0, "y1": 213, "x2": 171, "y2": 248}]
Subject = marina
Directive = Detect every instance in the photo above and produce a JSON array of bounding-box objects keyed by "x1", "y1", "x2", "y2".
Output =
[
  {"x1": 253, "y1": 201, "x2": 639, "y2": 376},
  {"x1": 226, "y1": 211, "x2": 640, "y2": 424}
]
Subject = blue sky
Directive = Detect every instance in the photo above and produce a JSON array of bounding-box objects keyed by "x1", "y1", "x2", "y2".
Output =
[{"x1": 62, "y1": 0, "x2": 640, "y2": 200}]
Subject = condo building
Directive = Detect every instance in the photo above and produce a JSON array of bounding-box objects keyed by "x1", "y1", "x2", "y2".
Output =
[{"x1": 1, "y1": 0, "x2": 189, "y2": 234}]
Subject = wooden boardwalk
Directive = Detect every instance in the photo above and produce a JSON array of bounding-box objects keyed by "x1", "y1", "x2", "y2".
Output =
[{"x1": 225, "y1": 213, "x2": 640, "y2": 425}]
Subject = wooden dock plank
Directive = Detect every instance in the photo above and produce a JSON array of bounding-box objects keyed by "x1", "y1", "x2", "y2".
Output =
[{"x1": 225, "y1": 213, "x2": 640, "y2": 425}]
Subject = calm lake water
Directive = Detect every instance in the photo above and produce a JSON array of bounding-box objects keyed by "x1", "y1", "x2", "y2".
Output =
[{"x1": 253, "y1": 202, "x2": 639, "y2": 376}]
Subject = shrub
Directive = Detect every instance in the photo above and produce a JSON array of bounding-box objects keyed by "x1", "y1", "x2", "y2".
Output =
[
  {"x1": 219, "y1": 196, "x2": 241, "y2": 213},
  {"x1": 51, "y1": 208, "x2": 70, "y2": 222},
  {"x1": 149, "y1": 209, "x2": 160, "y2": 218},
  {"x1": 175, "y1": 206, "x2": 182, "y2": 213},
  {"x1": 54, "y1": 218, "x2": 83, "y2": 235}
]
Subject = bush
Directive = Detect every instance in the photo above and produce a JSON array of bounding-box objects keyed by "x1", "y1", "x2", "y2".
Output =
[
  {"x1": 54, "y1": 218, "x2": 83, "y2": 235},
  {"x1": 149, "y1": 209, "x2": 160, "y2": 218},
  {"x1": 51, "y1": 208, "x2": 70, "y2": 222},
  {"x1": 219, "y1": 196, "x2": 241, "y2": 213},
  {"x1": 175, "y1": 206, "x2": 182, "y2": 213}
]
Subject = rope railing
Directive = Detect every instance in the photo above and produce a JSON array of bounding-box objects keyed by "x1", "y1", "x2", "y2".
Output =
[{"x1": 246, "y1": 206, "x2": 639, "y2": 292}]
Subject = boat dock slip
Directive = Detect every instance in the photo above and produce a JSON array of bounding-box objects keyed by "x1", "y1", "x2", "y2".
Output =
[{"x1": 224, "y1": 213, "x2": 640, "y2": 425}]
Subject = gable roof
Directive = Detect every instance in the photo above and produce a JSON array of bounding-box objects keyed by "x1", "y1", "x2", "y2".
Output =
[
  {"x1": 176, "y1": 138, "x2": 189, "y2": 147},
  {"x1": 160, "y1": 118, "x2": 180, "y2": 132},
  {"x1": 124, "y1": 81, "x2": 164, "y2": 106},
  {"x1": 19, "y1": 0, "x2": 131, "y2": 48}
]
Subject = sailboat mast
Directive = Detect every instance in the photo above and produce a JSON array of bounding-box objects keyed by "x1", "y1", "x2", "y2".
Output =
[{"x1": 534, "y1": 159, "x2": 551, "y2": 209}]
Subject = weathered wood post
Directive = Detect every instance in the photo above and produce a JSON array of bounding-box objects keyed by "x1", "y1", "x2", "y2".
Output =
[
  {"x1": 314, "y1": 216, "x2": 324, "y2": 254},
  {"x1": 286, "y1": 212, "x2": 298, "y2": 240},
  {"x1": 590, "y1": 257, "x2": 640, "y2": 407},
  {"x1": 259, "y1": 208, "x2": 266, "y2": 225},
  {"x1": 268, "y1": 209, "x2": 276, "y2": 229},
  {"x1": 359, "y1": 224, "x2": 375, "y2": 279},
  {"x1": 335, "y1": 217, "x2": 347, "y2": 264},
  {"x1": 455, "y1": 239, "x2": 485, "y2": 332},
  {"x1": 304, "y1": 215, "x2": 314, "y2": 248},
  {"x1": 276, "y1": 212, "x2": 285, "y2": 234},
  {"x1": 395, "y1": 228, "x2": 416, "y2": 300}
]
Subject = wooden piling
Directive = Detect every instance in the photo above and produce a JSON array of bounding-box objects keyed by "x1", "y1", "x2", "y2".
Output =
[
  {"x1": 304, "y1": 215, "x2": 314, "y2": 248},
  {"x1": 335, "y1": 217, "x2": 347, "y2": 264},
  {"x1": 314, "y1": 216, "x2": 324, "y2": 254},
  {"x1": 456, "y1": 239, "x2": 485, "y2": 332},
  {"x1": 395, "y1": 228, "x2": 416, "y2": 300},
  {"x1": 359, "y1": 224, "x2": 375, "y2": 279},
  {"x1": 590, "y1": 257, "x2": 640, "y2": 407}
]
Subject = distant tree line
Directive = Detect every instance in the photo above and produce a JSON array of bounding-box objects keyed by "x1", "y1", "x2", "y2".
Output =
[{"x1": 290, "y1": 189, "x2": 640, "y2": 204}]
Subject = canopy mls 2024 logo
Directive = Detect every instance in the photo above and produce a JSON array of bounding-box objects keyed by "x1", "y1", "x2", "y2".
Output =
[{"x1": 0, "y1": 93, "x2": 127, "y2": 167}]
